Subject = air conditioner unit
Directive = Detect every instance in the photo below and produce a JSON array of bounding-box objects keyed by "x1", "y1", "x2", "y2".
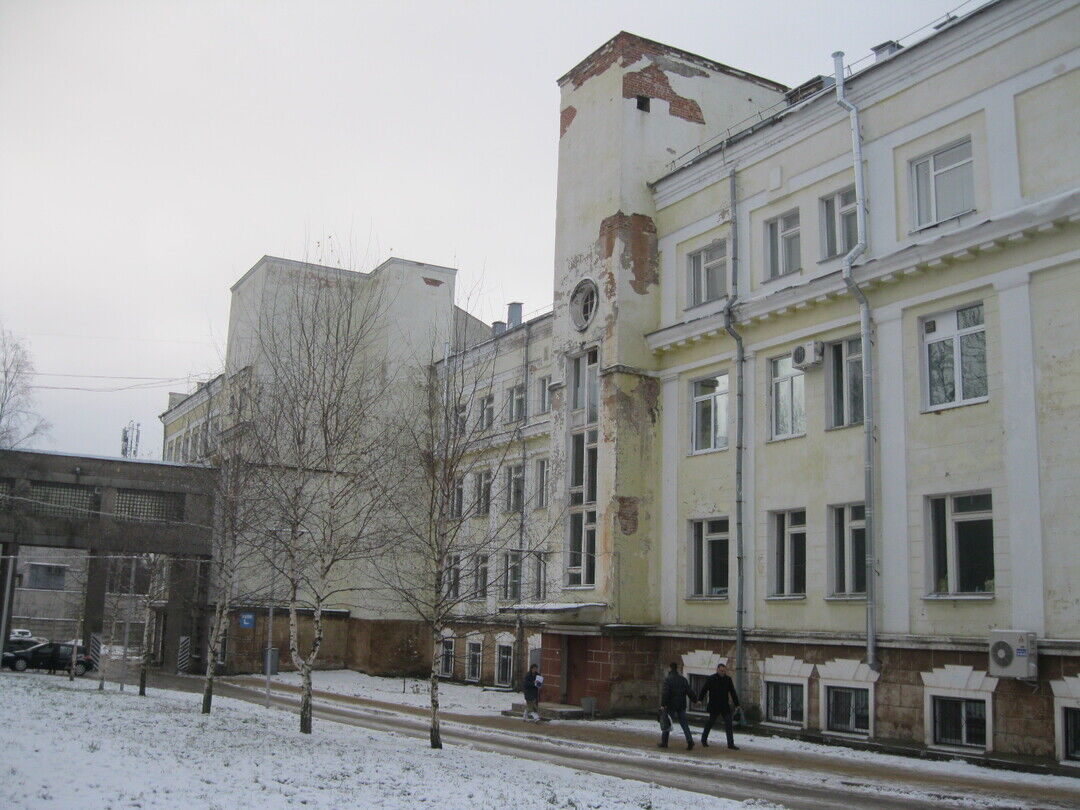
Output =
[
  {"x1": 988, "y1": 629, "x2": 1037, "y2": 679},
  {"x1": 791, "y1": 341, "x2": 824, "y2": 370}
]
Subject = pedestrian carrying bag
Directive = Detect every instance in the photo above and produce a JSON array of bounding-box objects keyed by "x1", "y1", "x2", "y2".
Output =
[{"x1": 658, "y1": 709, "x2": 672, "y2": 731}]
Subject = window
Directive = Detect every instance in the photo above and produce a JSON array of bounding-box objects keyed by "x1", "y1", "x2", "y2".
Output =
[
  {"x1": 496, "y1": 644, "x2": 514, "y2": 686},
  {"x1": 25, "y1": 563, "x2": 67, "y2": 591},
  {"x1": 568, "y1": 428, "x2": 598, "y2": 586},
  {"x1": 502, "y1": 552, "x2": 522, "y2": 600},
  {"x1": 570, "y1": 279, "x2": 599, "y2": 331},
  {"x1": 828, "y1": 338, "x2": 863, "y2": 428},
  {"x1": 691, "y1": 374, "x2": 728, "y2": 451},
  {"x1": 536, "y1": 375, "x2": 551, "y2": 414},
  {"x1": 450, "y1": 477, "x2": 464, "y2": 519},
  {"x1": 933, "y1": 696, "x2": 986, "y2": 747},
  {"x1": 534, "y1": 458, "x2": 549, "y2": 509},
  {"x1": 766, "y1": 682, "x2": 804, "y2": 724},
  {"x1": 827, "y1": 686, "x2": 870, "y2": 733},
  {"x1": 475, "y1": 470, "x2": 492, "y2": 516},
  {"x1": 912, "y1": 138, "x2": 974, "y2": 228},
  {"x1": 771, "y1": 356, "x2": 805, "y2": 439},
  {"x1": 473, "y1": 554, "x2": 489, "y2": 598},
  {"x1": 479, "y1": 395, "x2": 495, "y2": 430},
  {"x1": 831, "y1": 504, "x2": 866, "y2": 596},
  {"x1": 687, "y1": 242, "x2": 726, "y2": 307},
  {"x1": 116, "y1": 489, "x2": 184, "y2": 522},
  {"x1": 822, "y1": 187, "x2": 858, "y2": 258},
  {"x1": 923, "y1": 303, "x2": 987, "y2": 410},
  {"x1": 689, "y1": 519, "x2": 729, "y2": 597},
  {"x1": 455, "y1": 404, "x2": 467, "y2": 435},
  {"x1": 929, "y1": 492, "x2": 994, "y2": 595},
  {"x1": 466, "y1": 641, "x2": 482, "y2": 682},
  {"x1": 439, "y1": 638, "x2": 455, "y2": 677},
  {"x1": 445, "y1": 554, "x2": 461, "y2": 599},
  {"x1": 772, "y1": 510, "x2": 807, "y2": 596},
  {"x1": 531, "y1": 552, "x2": 547, "y2": 600},
  {"x1": 765, "y1": 209, "x2": 801, "y2": 279},
  {"x1": 1064, "y1": 707, "x2": 1080, "y2": 761},
  {"x1": 570, "y1": 349, "x2": 599, "y2": 422},
  {"x1": 635, "y1": 95, "x2": 650, "y2": 112},
  {"x1": 506, "y1": 464, "x2": 524, "y2": 512},
  {"x1": 507, "y1": 384, "x2": 525, "y2": 422}
]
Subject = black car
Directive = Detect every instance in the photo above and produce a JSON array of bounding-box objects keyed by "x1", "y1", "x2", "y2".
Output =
[
  {"x1": 4, "y1": 642, "x2": 95, "y2": 676},
  {"x1": 4, "y1": 636, "x2": 46, "y2": 655}
]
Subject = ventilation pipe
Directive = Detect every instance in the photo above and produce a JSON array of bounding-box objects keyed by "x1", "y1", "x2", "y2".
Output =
[
  {"x1": 492, "y1": 321, "x2": 506, "y2": 336},
  {"x1": 722, "y1": 168, "x2": 748, "y2": 702},
  {"x1": 833, "y1": 51, "x2": 878, "y2": 671},
  {"x1": 507, "y1": 302, "x2": 523, "y2": 329}
]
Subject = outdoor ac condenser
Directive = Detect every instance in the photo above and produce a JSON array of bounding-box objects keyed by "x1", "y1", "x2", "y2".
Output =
[{"x1": 988, "y1": 629, "x2": 1037, "y2": 679}]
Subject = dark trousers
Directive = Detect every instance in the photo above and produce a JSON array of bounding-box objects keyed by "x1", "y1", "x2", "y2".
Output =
[
  {"x1": 702, "y1": 707, "x2": 735, "y2": 746},
  {"x1": 661, "y1": 708, "x2": 693, "y2": 746}
]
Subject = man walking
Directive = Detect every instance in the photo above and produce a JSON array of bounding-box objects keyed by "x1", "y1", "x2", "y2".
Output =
[
  {"x1": 659, "y1": 661, "x2": 696, "y2": 750},
  {"x1": 699, "y1": 662, "x2": 741, "y2": 750},
  {"x1": 522, "y1": 663, "x2": 542, "y2": 722}
]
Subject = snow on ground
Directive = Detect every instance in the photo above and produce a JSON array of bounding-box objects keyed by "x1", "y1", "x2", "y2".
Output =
[
  {"x1": 263, "y1": 669, "x2": 518, "y2": 716},
  {"x1": 0, "y1": 672, "x2": 766, "y2": 810},
  {"x1": 260, "y1": 670, "x2": 1079, "y2": 792}
]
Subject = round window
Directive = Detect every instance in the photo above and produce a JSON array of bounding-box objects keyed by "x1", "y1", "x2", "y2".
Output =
[{"x1": 569, "y1": 279, "x2": 598, "y2": 332}]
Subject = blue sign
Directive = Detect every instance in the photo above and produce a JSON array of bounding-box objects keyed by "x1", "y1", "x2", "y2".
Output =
[{"x1": 239, "y1": 612, "x2": 256, "y2": 629}]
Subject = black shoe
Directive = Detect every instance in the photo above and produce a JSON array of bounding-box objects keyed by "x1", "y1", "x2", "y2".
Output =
[
  {"x1": 728, "y1": 744, "x2": 740, "y2": 750},
  {"x1": 701, "y1": 739, "x2": 709, "y2": 747},
  {"x1": 687, "y1": 740, "x2": 694, "y2": 751},
  {"x1": 657, "y1": 742, "x2": 667, "y2": 748}
]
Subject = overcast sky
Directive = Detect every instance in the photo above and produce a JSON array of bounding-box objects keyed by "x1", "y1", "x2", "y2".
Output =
[{"x1": 1, "y1": 0, "x2": 978, "y2": 459}]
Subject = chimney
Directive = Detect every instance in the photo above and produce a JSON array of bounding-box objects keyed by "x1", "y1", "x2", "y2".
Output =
[
  {"x1": 507, "y1": 302, "x2": 523, "y2": 329},
  {"x1": 871, "y1": 40, "x2": 902, "y2": 62},
  {"x1": 492, "y1": 321, "x2": 506, "y2": 336}
]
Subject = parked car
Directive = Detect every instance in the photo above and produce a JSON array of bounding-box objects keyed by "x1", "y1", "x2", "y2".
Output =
[
  {"x1": 4, "y1": 642, "x2": 95, "y2": 675},
  {"x1": 4, "y1": 636, "x2": 47, "y2": 655},
  {"x1": 10, "y1": 628, "x2": 33, "y2": 639}
]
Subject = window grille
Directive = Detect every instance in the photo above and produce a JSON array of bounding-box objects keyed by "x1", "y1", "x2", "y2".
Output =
[
  {"x1": 115, "y1": 489, "x2": 184, "y2": 522},
  {"x1": 28, "y1": 481, "x2": 99, "y2": 519}
]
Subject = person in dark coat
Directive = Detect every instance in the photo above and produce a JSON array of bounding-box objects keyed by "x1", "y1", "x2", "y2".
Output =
[
  {"x1": 522, "y1": 663, "x2": 541, "y2": 722},
  {"x1": 699, "y1": 662, "x2": 741, "y2": 750},
  {"x1": 659, "y1": 662, "x2": 696, "y2": 750}
]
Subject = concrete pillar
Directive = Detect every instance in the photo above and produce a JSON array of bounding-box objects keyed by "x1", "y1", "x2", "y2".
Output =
[
  {"x1": 0, "y1": 541, "x2": 19, "y2": 643},
  {"x1": 163, "y1": 556, "x2": 200, "y2": 672},
  {"x1": 83, "y1": 552, "x2": 108, "y2": 645}
]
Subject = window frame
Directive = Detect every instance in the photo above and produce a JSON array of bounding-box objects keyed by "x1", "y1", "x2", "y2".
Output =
[
  {"x1": 472, "y1": 554, "x2": 489, "y2": 600},
  {"x1": 686, "y1": 240, "x2": 727, "y2": 308},
  {"x1": 688, "y1": 518, "x2": 729, "y2": 598},
  {"x1": 506, "y1": 383, "x2": 526, "y2": 423},
  {"x1": 534, "y1": 457, "x2": 549, "y2": 509},
  {"x1": 690, "y1": 373, "x2": 729, "y2": 453},
  {"x1": 764, "y1": 680, "x2": 805, "y2": 726},
  {"x1": 25, "y1": 562, "x2": 68, "y2": 591},
  {"x1": 438, "y1": 637, "x2": 455, "y2": 678},
  {"x1": 502, "y1": 551, "x2": 522, "y2": 601},
  {"x1": 770, "y1": 509, "x2": 807, "y2": 598},
  {"x1": 770, "y1": 356, "x2": 806, "y2": 440},
  {"x1": 570, "y1": 349, "x2": 599, "y2": 421},
  {"x1": 829, "y1": 503, "x2": 866, "y2": 598},
  {"x1": 505, "y1": 464, "x2": 525, "y2": 512},
  {"x1": 1061, "y1": 704, "x2": 1080, "y2": 764},
  {"x1": 824, "y1": 685, "x2": 871, "y2": 735},
  {"x1": 567, "y1": 427, "x2": 598, "y2": 588},
  {"x1": 531, "y1": 552, "x2": 547, "y2": 600},
  {"x1": 931, "y1": 695, "x2": 988, "y2": 749},
  {"x1": 821, "y1": 186, "x2": 858, "y2": 260},
  {"x1": 495, "y1": 643, "x2": 514, "y2": 687},
  {"x1": 466, "y1": 639, "x2": 483, "y2": 682},
  {"x1": 927, "y1": 491, "x2": 994, "y2": 597},
  {"x1": 910, "y1": 137, "x2": 975, "y2": 230},
  {"x1": 536, "y1": 375, "x2": 551, "y2": 415},
  {"x1": 765, "y1": 208, "x2": 801, "y2": 279},
  {"x1": 921, "y1": 303, "x2": 988, "y2": 412},
  {"x1": 826, "y1": 337, "x2": 863, "y2": 429},
  {"x1": 445, "y1": 553, "x2": 461, "y2": 600},
  {"x1": 474, "y1": 469, "x2": 492, "y2": 517}
]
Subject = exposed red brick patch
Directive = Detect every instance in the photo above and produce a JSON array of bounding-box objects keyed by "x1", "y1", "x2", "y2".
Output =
[
  {"x1": 560, "y1": 105, "x2": 577, "y2": 138},
  {"x1": 422, "y1": 277, "x2": 444, "y2": 287},
  {"x1": 615, "y1": 496, "x2": 639, "y2": 535},
  {"x1": 598, "y1": 211, "x2": 659, "y2": 295},
  {"x1": 623, "y1": 63, "x2": 705, "y2": 125}
]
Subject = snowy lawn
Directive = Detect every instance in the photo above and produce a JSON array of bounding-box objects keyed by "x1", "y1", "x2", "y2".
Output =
[
  {"x1": 257, "y1": 669, "x2": 518, "y2": 716},
  {"x1": 0, "y1": 672, "x2": 763, "y2": 810}
]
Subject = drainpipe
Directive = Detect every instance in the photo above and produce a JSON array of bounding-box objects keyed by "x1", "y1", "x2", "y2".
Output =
[
  {"x1": 722, "y1": 168, "x2": 748, "y2": 702},
  {"x1": 833, "y1": 52, "x2": 878, "y2": 671}
]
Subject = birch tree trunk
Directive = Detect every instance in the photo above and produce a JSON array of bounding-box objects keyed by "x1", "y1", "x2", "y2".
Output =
[
  {"x1": 429, "y1": 627, "x2": 442, "y2": 749},
  {"x1": 201, "y1": 600, "x2": 228, "y2": 713}
]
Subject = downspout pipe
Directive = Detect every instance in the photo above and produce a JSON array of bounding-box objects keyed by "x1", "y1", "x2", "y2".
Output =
[
  {"x1": 722, "y1": 168, "x2": 748, "y2": 702},
  {"x1": 833, "y1": 52, "x2": 878, "y2": 671}
]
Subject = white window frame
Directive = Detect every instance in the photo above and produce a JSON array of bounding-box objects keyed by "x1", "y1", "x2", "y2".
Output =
[
  {"x1": 570, "y1": 348, "x2": 599, "y2": 422},
  {"x1": 817, "y1": 659, "x2": 878, "y2": 739},
  {"x1": 1051, "y1": 675, "x2": 1080, "y2": 766},
  {"x1": 926, "y1": 491, "x2": 994, "y2": 596},
  {"x1": 466, "y1": 637, "x2": 483, "y2": 682},
  {"x1": 921, "y1": 303, "x2": 987, "y2": 412},
  {"x1": 444, "y1": 553, "x2": 461, "y2": 599},
  {"x1": 474, "y1": 470, "x2": 492, "y2": 517},
  {"x1": 478, "y1": 394, "x2": 495, "y2": 430},
  {"x1": 765, "y1": 681, "x2": 806, "y2": 726},
  {"x1": 770, "y1": 356, "x2": 805, "y2": 440},
  {"x1": 687, "y1": 240, "x2": 727, "y2": 308},
  {"x1": 506, "y1": 384, "x2": 526, "y2": 423},
  {"x1": 25, "y1": 562, "x2": 69, "y2": 591},
  {"x1": 536, "y1": 375, "x2": 551, "y2": 415},
  {"x1": 821, "y1": 186, "x2": 858, "y2": 259},
  {"x1": 690, "y1": 373, "x2": 729, "y2": 453},
  {"x1": 534, "y1": 457, "x2": 549, "y2": 509},
  {"x1": 761, "y1": 655, "x2": 814, "y2": 730},
  {"x1": 530, "y1": 552, "x2": 547, "y2": 600},
  {"x1": 472, "y1": 554, "x2": 489, "y2": 600},
  {"x1": 826, "y1": 337, "x2": 863, "y2": 429},
  {"x1": 910, "y1": 137, "x2": 974, "y2": 229},
  {"x1": 567, "y1": 427, "x2": 598, "y2": 587},
  {"x1": 505, "y1": 464, "x2": 524, "y2": 512},
  {"x1": 765, "y1": 209, "x2": 801, "y2": 279},
  {"x1": 769, "y1": 509, "x2": 807, "y2": 597},
  {"x1": 455, "y1": 404, "x2": 468, "y2": 435},
  {"x1": 921, "y1": 665, "x2": 997, "y2": 753},
  {"x1": 438, "y1": 636, "x2": 455, "y2": 678},
  {"x1": 450, "y1": 476, "x2": 464, "y2": 519},
  {"x1": 828, "y1": 503, "x2": 866, "y2": 597},
  {"x1": 502, "y1": 551, "x2": 522, "y2": 601},
  {"x1": 495, "y1": 642, "x2": 514, "y2": 687},
  {"x1": 688, "y1": 518, "x2": 729, "y2": 598}
]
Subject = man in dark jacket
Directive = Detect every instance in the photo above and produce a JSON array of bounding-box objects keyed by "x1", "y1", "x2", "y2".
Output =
[
  {"x1": 699, "y1": 662, "x2": 740, "y2": 749},
  {"x1": 522, "y1": 663, "x2": 541, "y2": 722},
  {"x1": 659, "y1": 662, "x2": 696, "y2": 750}
]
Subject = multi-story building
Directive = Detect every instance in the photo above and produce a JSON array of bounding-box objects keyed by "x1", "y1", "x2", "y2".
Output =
[{"x1": 441, "y1": 0, "x2": 1080, "y2": 766}]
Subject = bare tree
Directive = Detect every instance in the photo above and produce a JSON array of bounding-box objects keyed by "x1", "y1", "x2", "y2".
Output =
[
  {"x1": 374, "y1": 325, "x2": 561, "y2": 749},
  {"x1": 242, "y1": 261, "x2": 395, "y2": 734},
  {"x1": 0, "y1": 323, "x2": 49, "y2": 449},
  {"x1": 137, "y1": 553, "x2": 171, "y2": 696}
]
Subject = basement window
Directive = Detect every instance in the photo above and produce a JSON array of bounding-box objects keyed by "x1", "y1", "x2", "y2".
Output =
[{"x1": 636, "y1": 95, "x2": 650, "y2": 112}]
